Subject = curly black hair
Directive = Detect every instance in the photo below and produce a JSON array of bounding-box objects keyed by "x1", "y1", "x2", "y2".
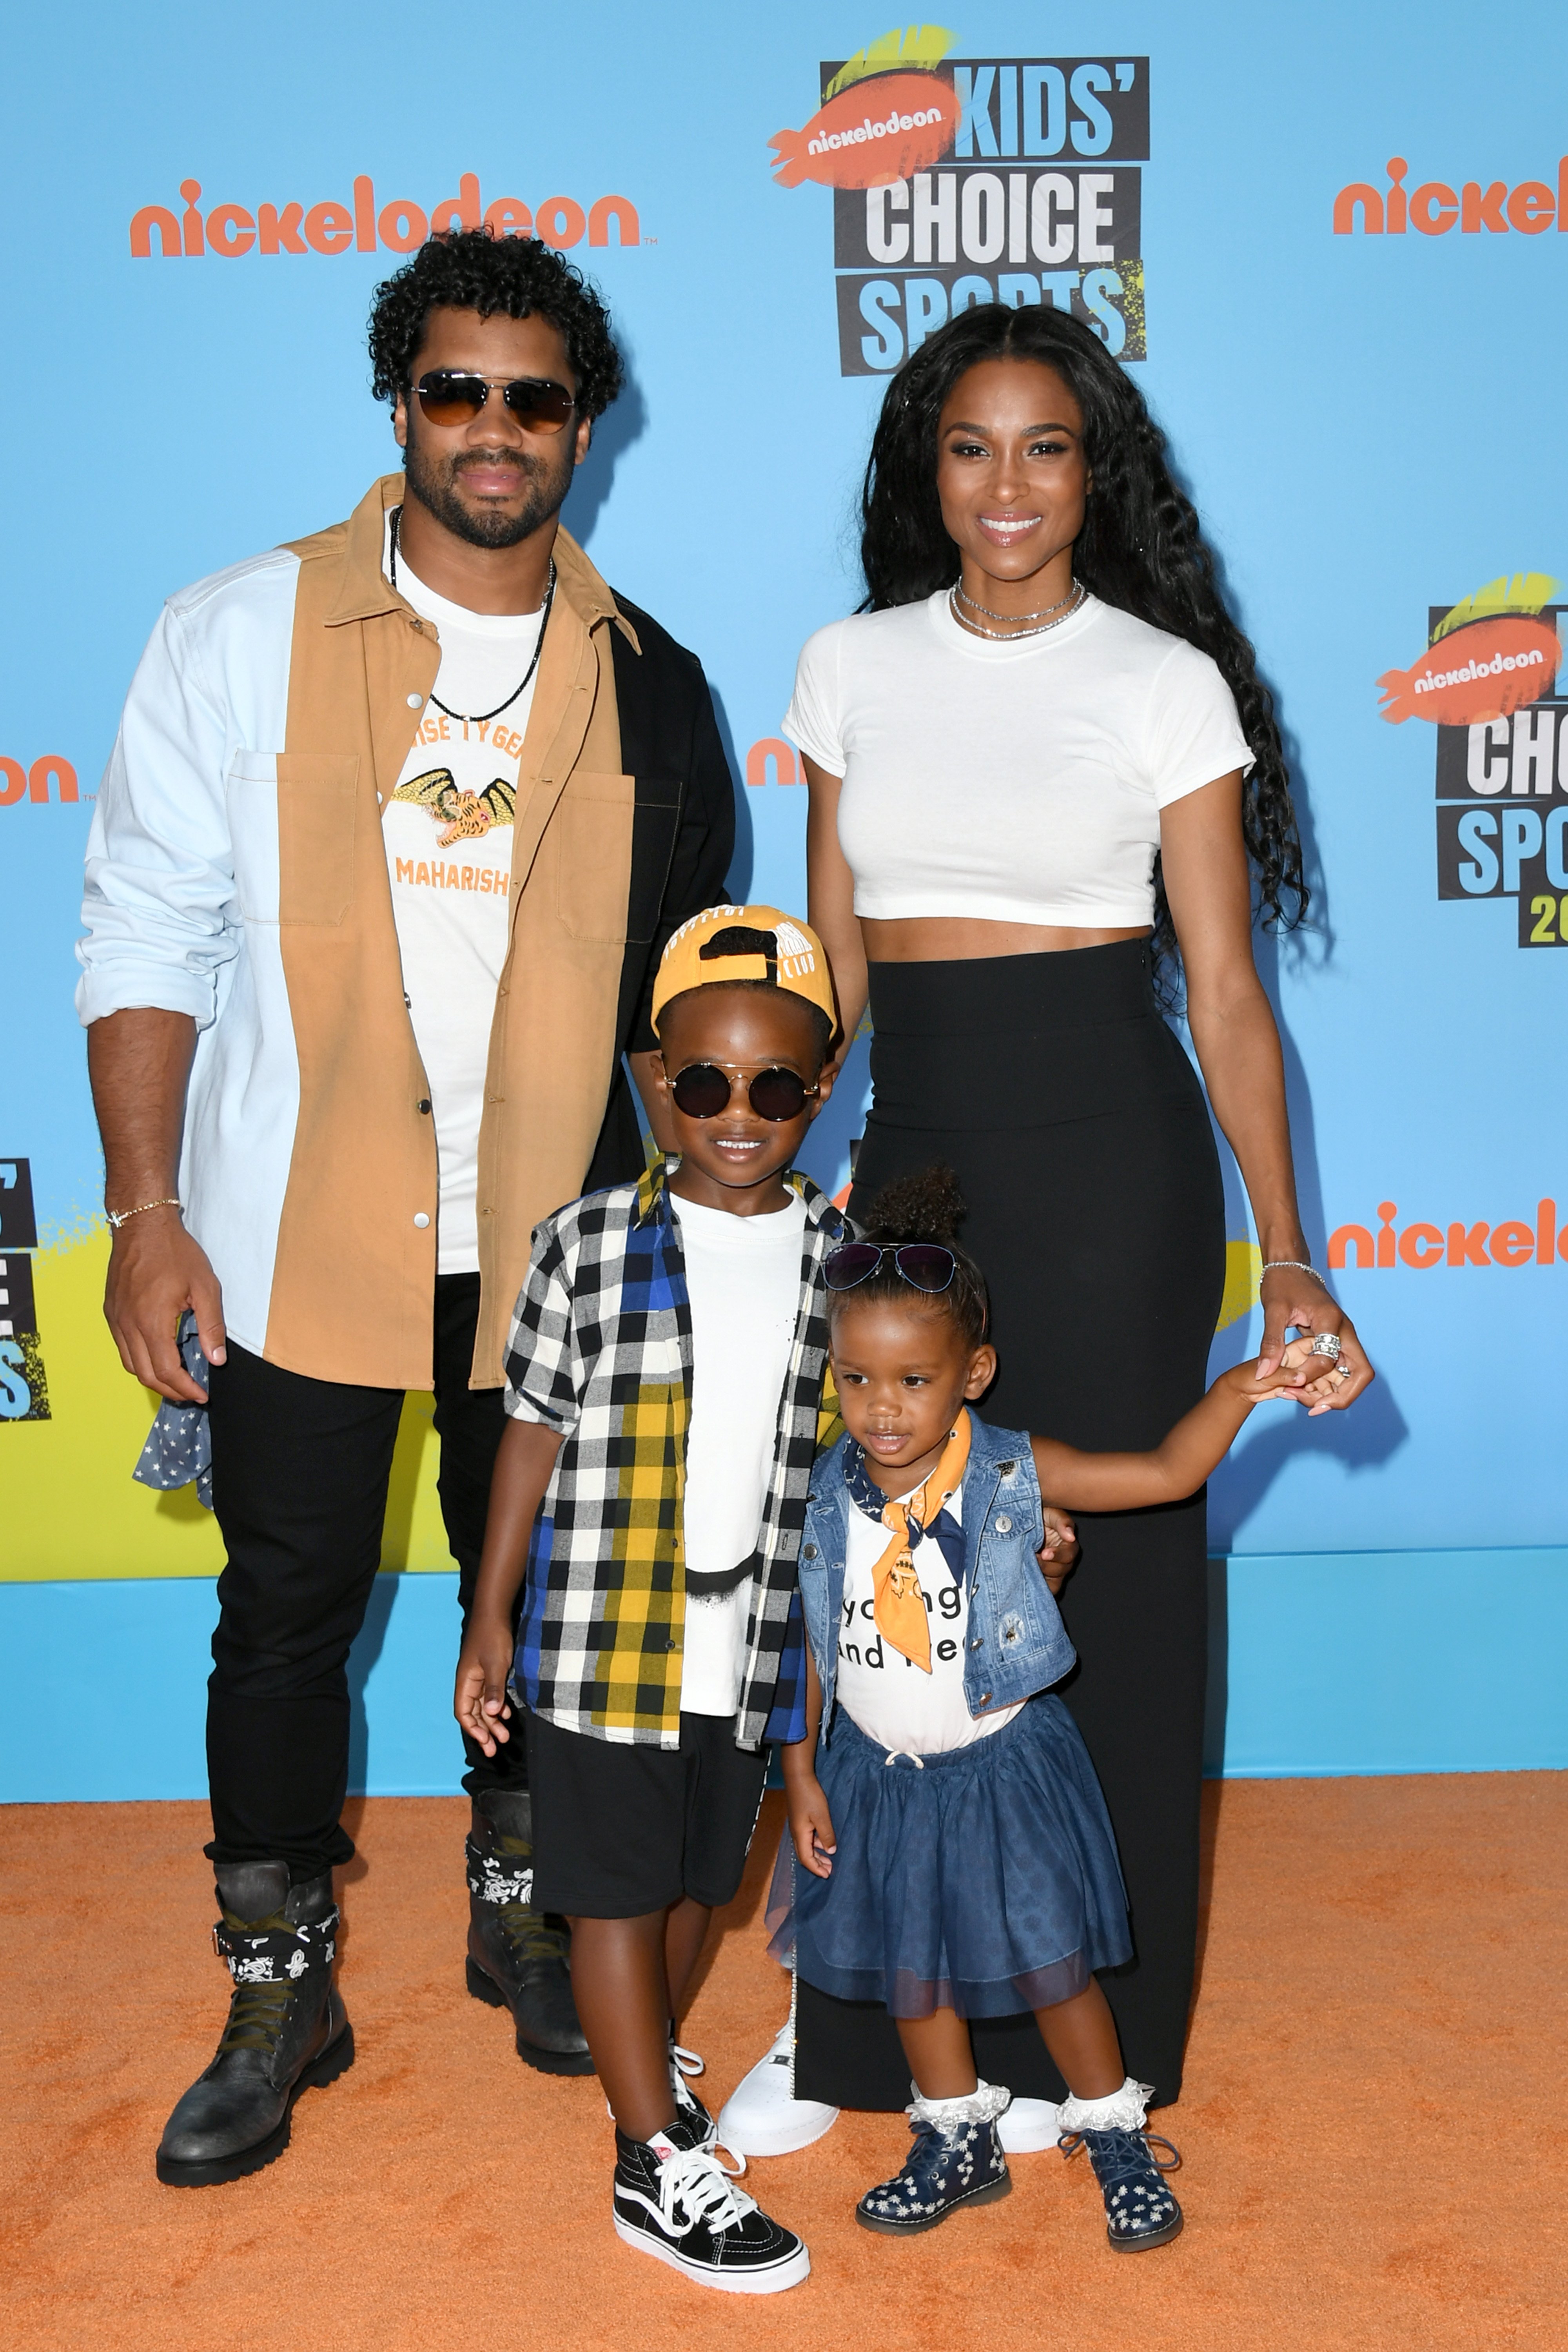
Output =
[
  {"x1": 367, "y1": 228, "x2": 624, "y2": 421},
  {"x1": 858, "y1": 303, "x2": 1307, "y2": 989},
  {"x1": 830, "y1": 1165, "x2": 989, "y2": 1348}
]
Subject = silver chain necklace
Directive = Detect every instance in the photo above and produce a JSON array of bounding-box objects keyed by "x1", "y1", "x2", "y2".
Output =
[
  {"x1": 949, "y1": 577, "x2": 1087, "y2": 641},
  {"x1": 389, "y1": 505, "x2": 555, "y2": 725},
  {"x1": 954, "y1": 575, "x2": 1081, "y2": 626}
]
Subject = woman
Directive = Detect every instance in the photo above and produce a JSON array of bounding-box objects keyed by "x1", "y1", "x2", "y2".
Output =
[{"x1": 719, "y1": 301, "x2": 1371, "y2": 2157}]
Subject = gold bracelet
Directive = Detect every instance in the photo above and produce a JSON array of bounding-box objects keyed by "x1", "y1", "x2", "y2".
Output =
[{"x1": 105, "y1": 1197, "x2": 182, "y2": 1231}]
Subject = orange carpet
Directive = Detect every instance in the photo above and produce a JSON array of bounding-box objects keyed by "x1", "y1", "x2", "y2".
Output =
[{"x1": 3, "y1": 1775, "x2": 1564, "y2": 2350}]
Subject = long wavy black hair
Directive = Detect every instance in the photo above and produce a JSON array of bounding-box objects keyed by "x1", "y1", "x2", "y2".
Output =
[{"x1": 860, "y1": 303, "x2": 1306, "y2": 984}]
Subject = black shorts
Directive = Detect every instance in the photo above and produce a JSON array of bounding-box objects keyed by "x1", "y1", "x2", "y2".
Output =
[{"x1": 524, "y1": 1708, "x2": 769, "y2": 1918}]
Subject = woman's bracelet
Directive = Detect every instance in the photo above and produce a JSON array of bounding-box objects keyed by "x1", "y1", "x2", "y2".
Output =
[
  {"x1": 1260, "y1": 1259, "x2": 1326, "y2": 1282},
  {"x1": 105, "y1": 1197, "x2": 182, "y2": 1231}
]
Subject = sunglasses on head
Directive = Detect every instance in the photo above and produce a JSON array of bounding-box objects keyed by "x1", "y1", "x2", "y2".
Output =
[
  {"x1": 413, "y1": 371, "x2": 577, "y2": 433},
  {"x1": 668, "y1": 1063, "x2": 820, "y2": 1122},
  {"x1": 824, "y1": 1241, "x2": 958, "y2": 1294}
]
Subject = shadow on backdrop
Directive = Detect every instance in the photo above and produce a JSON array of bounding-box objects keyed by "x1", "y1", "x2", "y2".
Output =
[{"x1": 570, "y1": 352, "x2": 648, "y2": 553}]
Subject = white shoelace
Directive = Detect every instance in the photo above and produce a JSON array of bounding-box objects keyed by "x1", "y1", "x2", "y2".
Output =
[
  {"x1": 656, "y1": 2143, "x2": 757, "y2": 2239},
  {"x1": 671, "y1": 2041, "x2": 705, "y2": 2080}
]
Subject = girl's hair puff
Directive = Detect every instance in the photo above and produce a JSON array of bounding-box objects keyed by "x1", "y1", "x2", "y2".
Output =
[{"x1": 830, "y1": 1165, "x2": 989, "y2": 1349}]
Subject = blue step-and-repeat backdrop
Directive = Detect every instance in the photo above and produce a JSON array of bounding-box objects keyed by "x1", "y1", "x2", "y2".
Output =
[{"x1": 4, "y1": 3, "x2": 1565, "y2": 1799}]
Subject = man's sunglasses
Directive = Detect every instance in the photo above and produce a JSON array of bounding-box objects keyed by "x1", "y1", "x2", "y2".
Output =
[
  {"x1": 413, "y1": 371, "x2": 577, "y2": 433},
  {"x1": 824, "y1": 1241, "x2": 958, "y2": 1294},
  {"x1": 668, "y1": 1063, "x2": 820, "y2": 1122}
]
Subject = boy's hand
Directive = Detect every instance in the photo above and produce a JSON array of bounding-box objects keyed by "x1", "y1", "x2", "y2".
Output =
[
  {"x1": 455, "y1": 1617, "x2": 516, "y2": 1755},
  {"x1": 1036, "y1": 1505, "x2": 1079, "y2": 1594},
  {"x1": 787, "y1": 1776, "x2": 838, "y2": 1879}
]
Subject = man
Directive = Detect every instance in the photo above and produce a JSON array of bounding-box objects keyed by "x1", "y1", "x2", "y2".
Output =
[{"x1": 76, "y1": 229, "x2": 734, "y2": 2185}]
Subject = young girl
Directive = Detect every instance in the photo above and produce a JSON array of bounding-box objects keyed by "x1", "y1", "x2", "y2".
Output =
[{"x1": 776, "y1": 1168, "x2": 1346, "y2": 2252}]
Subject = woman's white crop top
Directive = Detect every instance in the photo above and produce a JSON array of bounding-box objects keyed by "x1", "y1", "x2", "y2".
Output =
[{"x1": 782, "y1": 590, "x2": 1253, "y2": 929}]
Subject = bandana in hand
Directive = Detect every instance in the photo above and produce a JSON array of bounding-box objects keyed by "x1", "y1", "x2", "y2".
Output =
[{"x1": 842, "y1": 1410, "x2": 971, "y2": 1672}]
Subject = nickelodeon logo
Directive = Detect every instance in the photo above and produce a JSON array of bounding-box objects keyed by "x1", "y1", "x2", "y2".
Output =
[
  {"x1": 1329, "y1": 1200, "x2": 1567, "y2": 1270},
  {"x1": 746, "y1": 739, "x2": 803, "y2": 786},
  {"x1": 130, "y1": 174, "x2": 641, "y2": 260},
  {"x1": 1, "y1": 755, "x2": 78, "y2": 806},
  {"x1": 1334, "y1": 156, "x2": 1568, "y2": 235}
]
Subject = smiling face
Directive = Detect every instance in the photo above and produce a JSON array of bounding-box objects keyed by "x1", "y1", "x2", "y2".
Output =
[
  {"x1": 935, "y1": 356, "x2": 1091, "y2": 618},
  {"x1": 654, "y1": 986, "x2": 833, "y2": 1216},
  {"x1": 829, "y1": 1296, "x2": 997, "y2": 1494},
  {"x1": 393, "y1": 304, "x2": 592, "y2": 552}
]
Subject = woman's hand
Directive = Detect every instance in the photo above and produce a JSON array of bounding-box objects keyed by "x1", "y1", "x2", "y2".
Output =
[
  {"x1": 1256, "y1": 1266, "x2": 1374, "y2": 1412},
  {"x1": 455, "y1": 1616, "x2": 516, "y2": 1755},
  {"x1": 1036, "y1": 1504, "x2": 1079, "y2": 1593},
  {"x1": 786, "y1": 1775, "x2": 838, "y2": 1879}
]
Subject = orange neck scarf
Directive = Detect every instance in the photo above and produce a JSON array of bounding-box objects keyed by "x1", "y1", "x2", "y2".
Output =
[{"x1": 865, "y1": 1412, "x2": 972, "y2": 1673}]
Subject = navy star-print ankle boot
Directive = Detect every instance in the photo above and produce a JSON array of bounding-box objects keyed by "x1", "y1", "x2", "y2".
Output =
[
  {"x1": 855, "y1": 2080, "x2": 1012, "y2": 2235},
  {"x1": 1058, "y1": 2077, "x2": 1183, "y2": 2251}
]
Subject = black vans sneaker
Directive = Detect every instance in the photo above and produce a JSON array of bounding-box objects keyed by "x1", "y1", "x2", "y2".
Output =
[
  {"x1": 604, "y1": 2037, "x2": 716, "y2": 2145},
  {"x1": 670, "y1": 2036, "x2": 715, "y2": 2143},
  {"x1": 613, "y1": 2116, "x2": 809, "y2": 2294}
]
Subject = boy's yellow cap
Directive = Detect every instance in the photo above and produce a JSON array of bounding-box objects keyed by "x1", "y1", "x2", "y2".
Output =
[{"x1": 651, "y1": 905, "x2": 839, "y2": 1039}]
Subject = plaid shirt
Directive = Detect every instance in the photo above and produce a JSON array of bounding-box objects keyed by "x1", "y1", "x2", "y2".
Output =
[{"x1": 504, "y1": 1157, "x2": 847, "y2": 1749}]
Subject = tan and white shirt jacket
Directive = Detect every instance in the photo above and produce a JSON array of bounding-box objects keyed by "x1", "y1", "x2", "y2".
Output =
[{"x1": 76, "y1": 474, "x2": 734, "y2": 1390}]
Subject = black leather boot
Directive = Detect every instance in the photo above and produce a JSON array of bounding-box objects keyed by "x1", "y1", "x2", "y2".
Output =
[
  {"x1": 156, "y1": 1861, "x2": 353, "y2": 2187},
  {"x1": 466, "y1": 1789, "x2": 593, "y2": 2075}
]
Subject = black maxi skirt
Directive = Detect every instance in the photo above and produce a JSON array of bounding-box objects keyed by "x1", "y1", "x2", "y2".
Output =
[{"x1": 795, "y1": 939, "x2": 1225, "y2": 2111}]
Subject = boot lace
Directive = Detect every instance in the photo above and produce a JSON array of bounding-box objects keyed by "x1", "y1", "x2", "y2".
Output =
[
  {"x1": 216, "y1": 1978, "x2": 294, "y2": 2056},
  {"x1": 655, "y1": 2144, "x2": 756, "y2": 2240},
  {"x1": 495, "y1": 1902, "x2": 568, "y2": 1968},
  {"x1": 1060, "y1": 2126, "x2": 1182, "y2": 2187}
]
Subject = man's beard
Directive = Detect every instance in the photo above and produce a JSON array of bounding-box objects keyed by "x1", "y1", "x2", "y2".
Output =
[{"x1": 403, "y1": 426, "x2": 573, "y2": 550}]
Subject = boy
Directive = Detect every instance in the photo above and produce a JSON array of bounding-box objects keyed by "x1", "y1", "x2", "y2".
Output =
[{"x1": 454, "y1": 904, "x2": 844, "y2": 2294}]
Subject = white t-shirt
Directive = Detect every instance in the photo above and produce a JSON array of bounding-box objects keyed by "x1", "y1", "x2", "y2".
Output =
[
  {"x1": 837, "y1": 1483, "x2": 1022, "y2": 1756},
  {"x1": 782, "y1": 590, "x2": 1253, "y2": 930},
  {"x1": 382, "y1": 522, "x2": 546, "y2": 1274},
  {"x1": 674, "y1": 1191, "x2": 807, "y2": 1717}
]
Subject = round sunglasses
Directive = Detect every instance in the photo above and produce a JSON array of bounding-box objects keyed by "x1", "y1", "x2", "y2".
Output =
[
  {"x1": 824, "y1": 1241, "x2": 957, "y2": 1294},
  {"x1": 668, "y1": 1063, "x2": 820, "y2": 1122},
  {"x1": 414, "y1": 371, "x2": 577, "y2": 434}
]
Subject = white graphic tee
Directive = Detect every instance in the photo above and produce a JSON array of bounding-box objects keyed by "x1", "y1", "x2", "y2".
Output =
[
  {"x1": 382, "y1": 521, "x2": 545, "y2": 1273},
  {"x1": 837, "y1": 1483, "x2": 1022, "y2": 1757}
]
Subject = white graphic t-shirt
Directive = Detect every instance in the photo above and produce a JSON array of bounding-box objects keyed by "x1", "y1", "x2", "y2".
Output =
[
  {"x1": 673, "y1": 1191, "x2": 807, "y2": 1717},
  {"x1": 382, "y1": 520, "x2": 546, "y2": 1273},
  {"x1": 837, "y1": 1482, "x2": 1022, "y2": 1756}
]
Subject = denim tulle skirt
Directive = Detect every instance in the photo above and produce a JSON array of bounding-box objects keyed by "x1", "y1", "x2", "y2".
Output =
[{"x1": 768, "y1": 1697, "x2": 1132, "y2": 2020}]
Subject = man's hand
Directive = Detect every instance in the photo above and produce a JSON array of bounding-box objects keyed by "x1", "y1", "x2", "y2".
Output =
[
  {"x1": 786, "y1": 1773, "x2": 837, "y2": 1879},
  {"x1": 105, "y1": 1210, "x2": 226, "y2": 1404},
  {"x1": 88, "y1": 1008, "x2": 221, "y2": 1402},
  {"x1": 455, "y1": 1616, "x2": 517, "y2": 1755},
  {"x1": 1036, "y1": 1504, "x2": 1079, "y2": 1595}
]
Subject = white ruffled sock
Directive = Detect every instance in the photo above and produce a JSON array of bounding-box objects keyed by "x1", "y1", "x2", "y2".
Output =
[
  {"x1": 1058, "y1": 2076, "x2": 1154, "y2": 2134},
  {"x1": 907, "y1": 2078, "x2": 1011, "y2": 2129}
]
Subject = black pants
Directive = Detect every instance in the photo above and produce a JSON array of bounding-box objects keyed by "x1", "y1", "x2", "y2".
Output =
[
  {"x1": 203, "y1": 1274, "x2": 517, "y2": 1878},
  {"x1": 795, "y1": 943, "x2": 1225, "y2": 2111}
]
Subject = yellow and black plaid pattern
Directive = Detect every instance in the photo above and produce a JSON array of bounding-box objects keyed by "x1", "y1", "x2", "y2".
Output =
[{"x1": 505, "y1": 1158, "x2": 847, "y2": 1749}]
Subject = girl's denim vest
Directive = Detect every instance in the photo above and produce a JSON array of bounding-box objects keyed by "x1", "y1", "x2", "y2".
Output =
[{"x1": 771, "y1": 1413, "x2": 1077, "y2": 1757}]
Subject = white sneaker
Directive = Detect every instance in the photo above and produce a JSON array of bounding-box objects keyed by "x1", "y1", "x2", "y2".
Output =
[
  {"x1": 998, "y1": 2096, "x2": 1063, "y2": 2153},
  {"x1": 716, "y1": 2020, "x2": 840, "y2": 2158}
]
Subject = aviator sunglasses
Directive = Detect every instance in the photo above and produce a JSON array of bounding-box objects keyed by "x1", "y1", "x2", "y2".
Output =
[
  {"x1": 824, "y1": 1241, "x2": 958, "y2": 1294},
  {"x1": 667, "y1": 1063, "x2": 821, "y2": 1122},
  {"x1": 414, "y1": 370, "x2": 578, "y2": 433}
]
